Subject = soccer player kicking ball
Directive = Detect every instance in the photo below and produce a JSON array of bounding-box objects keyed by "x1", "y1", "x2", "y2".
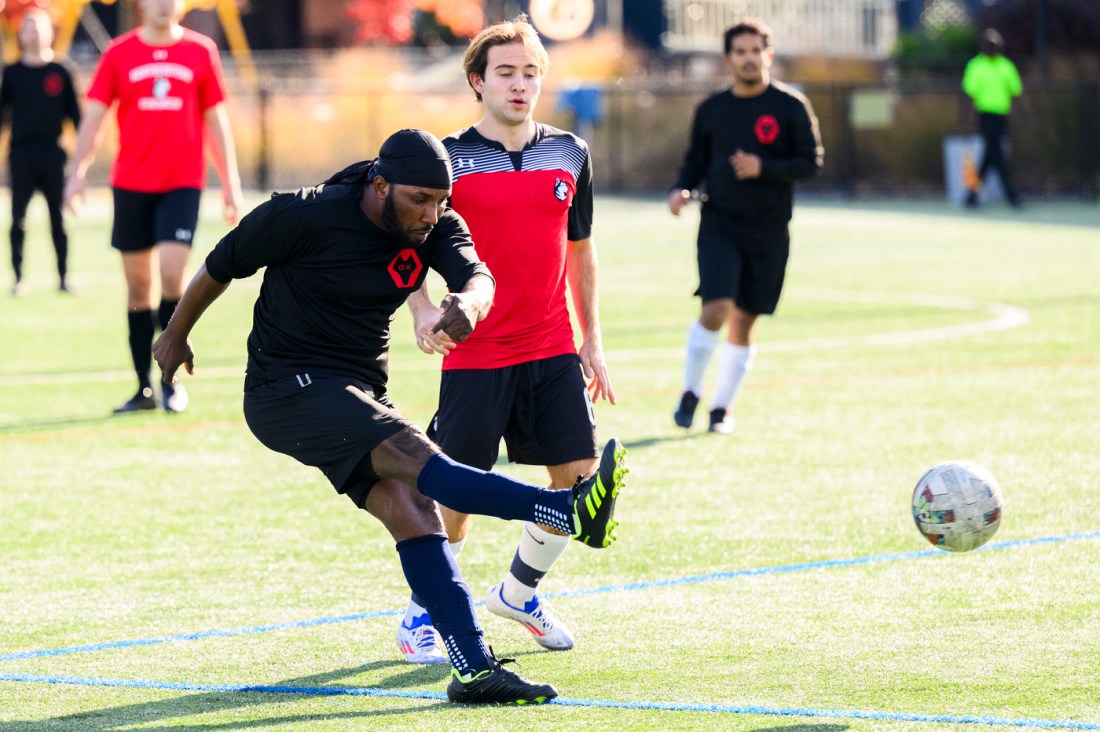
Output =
[
  {"x1": 402, "y1": 14, "x2": 616, "y2": 666},
  {"x1": 152, "y1": 129, "x2": 627, "y2": 704}
]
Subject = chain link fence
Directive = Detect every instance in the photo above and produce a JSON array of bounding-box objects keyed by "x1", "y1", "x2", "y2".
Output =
[{"x1": 66, "y1": 52, "x2": 1100, "y2": 199}]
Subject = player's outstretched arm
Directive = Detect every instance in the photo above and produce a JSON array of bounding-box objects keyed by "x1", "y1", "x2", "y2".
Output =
[
  {"x1": 153, "y1": 264, "x2": 230, "y2": 384},
  {"x1": 407, "y1": 281, "x2": 454, "y2": 355}
]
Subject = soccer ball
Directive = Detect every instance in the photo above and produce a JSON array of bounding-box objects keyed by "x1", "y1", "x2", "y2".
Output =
[{"x1": 911, "y1": 461, "x2": 1004, "y2": 552}]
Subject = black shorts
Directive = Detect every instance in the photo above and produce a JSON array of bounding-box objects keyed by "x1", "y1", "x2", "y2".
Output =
[
  {"x1": 243, "y1": 373, "x2": 413, "y2": 508},
  {"x1": 428, "y1": 353, "x2": 597, "y2": 471},
  {"x1": 111, "y1": 187, "x2": 202, "y2": 252},
  {"x1": 696, "y1": 209, "x2": 790, "y2": 315}
]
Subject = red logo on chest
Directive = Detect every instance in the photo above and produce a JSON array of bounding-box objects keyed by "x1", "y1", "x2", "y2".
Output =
[
  {"x1": 43, "y1": 73, "x2": 64, "y2": 97},
  {"x1": 387, "y1": 249, "x2": 423, "y2": 288},
  {"x1": 754, "y1": 114, "x2": 780, "y2": 144}
]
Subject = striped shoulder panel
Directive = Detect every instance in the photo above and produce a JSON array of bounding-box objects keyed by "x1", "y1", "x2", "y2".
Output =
[{"x1": 444, "y1": 127, "x2": 588, "y2": 182}]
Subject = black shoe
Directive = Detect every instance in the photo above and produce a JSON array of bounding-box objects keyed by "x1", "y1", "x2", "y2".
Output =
[
  {"x1": 708, "y1": 407, "x2": 734, "y2": 434},
  {"x1": 162, "y1": 381, "x2": 189, "y2": 413},
  {"x1": 446, "y1": 650, "x2": 557, "y2": 705},
  {"x1": 571, "y1": 438, "x2": 627, "y2": 548},
  {"x1": 113, "y1": 387, "x2": 157, "y2": 414},
  {"x1": 964, "y1": 191, "x2": 979, "y2": 208},
  {"x1": 673, "y1": 390, "x2": 699, "y2": 429}
]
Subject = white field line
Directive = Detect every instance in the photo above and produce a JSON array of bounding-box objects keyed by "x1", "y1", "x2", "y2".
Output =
[{"x1": 0, "y1": 290, "x2": 1029, "y2": 386}]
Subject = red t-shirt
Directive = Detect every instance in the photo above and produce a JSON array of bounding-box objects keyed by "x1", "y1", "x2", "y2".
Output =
[
  {"x1": 441, "y1": 125, "x2": 594, "y2": 370},
  {"x1": 86, "y1": 28, "x2": 226, "y2": 192}
]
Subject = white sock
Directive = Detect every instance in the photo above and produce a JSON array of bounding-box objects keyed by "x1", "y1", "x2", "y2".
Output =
[
  {"x1": 405, "y1": 539, "x2": 464, "y2": 625},
  {"x1": 501, "y1": 522, "x2": 570, "y2": 607},
  {"x1": 710, "y1": 343, "x2": 756, "y2": 411},
  {"x1": 684, "y1": 320, "x2": 721, "y2": 396}
]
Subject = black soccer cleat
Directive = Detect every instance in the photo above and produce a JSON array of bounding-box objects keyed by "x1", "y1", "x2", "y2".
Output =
[
  {"x1": 571, "y1": 438, "x2": 627, "y2": 549},
  {"x1": 162, "y1": 381, "x2": 189, "y2": 413},
  {"x1": 708, "y1": 407, "x2": 734, "y2": 434},
  {"x1": 446, "y1": 651, "x2": 557, "y2": 705},
  {"x1": 673, "y1": 390, "x2": 699, "y2": 429},
  {"x1": 113, "y1": 387, "x2": 157, "y2": 414}
]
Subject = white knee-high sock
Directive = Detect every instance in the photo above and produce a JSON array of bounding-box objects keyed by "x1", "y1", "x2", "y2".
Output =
[
  {"x1": 501, "y1": 522, "x2": 570, "y2": 607},
  {"x1": 684, "y1": 320, "x2": 721, "y2": 396},
  {"x1": 711, "y1": 343, "x2": 756, "y2": 411}
]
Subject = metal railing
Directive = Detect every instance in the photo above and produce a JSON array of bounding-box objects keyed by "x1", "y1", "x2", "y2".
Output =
[{"x1": 662, "y1": 0, "x2": 899, "y2": 58}]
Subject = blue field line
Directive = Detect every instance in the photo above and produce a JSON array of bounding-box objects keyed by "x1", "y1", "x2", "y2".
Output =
[
  {"x1": 2, "y1": 530, "x2": 1097, "y2": 665},
  {"x1": 1, "y1": 672, "x2": 1098, "y2": 730},
  {"x1": 0, "y1": 608, "x2": 403, "y2": 662}
]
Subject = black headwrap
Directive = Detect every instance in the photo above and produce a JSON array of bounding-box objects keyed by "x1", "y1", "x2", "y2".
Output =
[{"x1": 369, "y1": 128, "x2": 453, "y2": 189}]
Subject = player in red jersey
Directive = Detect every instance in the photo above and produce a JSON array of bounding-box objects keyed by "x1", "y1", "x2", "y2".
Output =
[
  {"x1": 397, "y1": 15, "x2": 624, "y2": 664},
  {"x1": 63, "y1": 0, "x2": 243, "y2": 414}
]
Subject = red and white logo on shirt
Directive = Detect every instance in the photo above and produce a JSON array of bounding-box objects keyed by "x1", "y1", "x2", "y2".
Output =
[{"x1": 754, "y1": 114, "x2": 780, "y2": 144}]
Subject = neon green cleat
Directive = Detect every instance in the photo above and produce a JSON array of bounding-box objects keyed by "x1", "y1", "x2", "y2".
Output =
[{"x1": 571, "y1": 438, "x2": 628, "y2": 548}]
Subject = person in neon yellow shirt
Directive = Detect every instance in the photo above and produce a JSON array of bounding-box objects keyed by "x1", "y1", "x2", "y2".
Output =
[{"x1": 962, "y1": 29, "x2": 1022, "y2": 207}]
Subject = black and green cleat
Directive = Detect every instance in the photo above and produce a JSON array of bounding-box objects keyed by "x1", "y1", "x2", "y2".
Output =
[
  {"x1": 446, "y1": 653, "x2": 557, "y2": 705},
  {"x1": 572, "y1": 437, "x2": 628, "y2": 548}
]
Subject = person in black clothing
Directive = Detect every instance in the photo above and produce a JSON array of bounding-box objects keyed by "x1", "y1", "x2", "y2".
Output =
[
  {"x1": 152, "y1": 129, "x2": 627, "y2": 705},
  {"x1": 0, "y1": 9, "x2": 81, "y2": 296},
  {"x1": 668, "y1": 18, "x2": 823, "y2": 435}
]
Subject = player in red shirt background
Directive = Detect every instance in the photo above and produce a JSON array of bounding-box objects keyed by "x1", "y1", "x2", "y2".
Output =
[
  {"x1": 399, "y1": 15, "x2": 624, "y2": 664},
  {"x1": 63, "y1": 0, "x2": 243, "y2": 414}
]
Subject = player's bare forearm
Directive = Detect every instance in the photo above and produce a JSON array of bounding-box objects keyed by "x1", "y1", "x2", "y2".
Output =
[
  {"x1": 567, "y1": 238, "x2": 616, "y2": 404},
  {"x1": 407, "y1": 281, "x2": 451, "y2": 355},
  {"x1": 430, "y1": 274, "x2": 494, "y2": 343},
  {"x1": 153, "y1": 265, "x2": 230, "y2": 381},
  {"x1": 63, "y1": 101, "x2": 108, "y2": 212},
  {"x1": 204, "y1": 104, "x2": 244, "y2": 221},
  {"x1": 567, "y1": 238, "x2": 600, "y2": 340}
]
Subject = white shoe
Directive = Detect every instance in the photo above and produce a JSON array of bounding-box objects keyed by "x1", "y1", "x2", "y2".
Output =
[
  {"x1": 484, "y1": 582, "x2": 574, "y2": 650},
  {"x1": 396, "y1": 613, "x2": 448, "y2": 664}
]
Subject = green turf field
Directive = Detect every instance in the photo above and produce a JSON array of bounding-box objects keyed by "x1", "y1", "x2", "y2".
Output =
[{"x1": 2, "y1": 192, "x2": 1099, "y2": 731}]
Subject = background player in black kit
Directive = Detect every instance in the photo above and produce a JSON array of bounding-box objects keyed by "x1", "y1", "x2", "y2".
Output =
[
  {"x1": 0, "y1": 9, "x2": 81, "y2": 296},
  {"x1": 668, "y1": 18, "x2": 823, "y2": 434},
  {"x1": 152, "y1": 129, "x2": 627, "y2": 705}
]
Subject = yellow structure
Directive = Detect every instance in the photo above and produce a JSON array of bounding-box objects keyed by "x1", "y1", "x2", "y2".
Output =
[{"x1": 4, "y1": 0, "x2": 255, "y2": 83}]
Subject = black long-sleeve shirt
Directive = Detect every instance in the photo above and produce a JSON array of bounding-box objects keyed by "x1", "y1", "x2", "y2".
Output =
[
  {"x1": 205, "y1": 177, "x2": 491, "y2": 390},
  {"x1": 673, "y1": 81, "x2": 823, "y2": 233},
  {"x1": 0, "y1": 60, "x2": 81, "y2": 148}
]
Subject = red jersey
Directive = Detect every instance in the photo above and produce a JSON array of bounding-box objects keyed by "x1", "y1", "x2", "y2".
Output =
[
  {"x1": 441, "y1": 125, "x2": 594, "y2": 370},
  {"x1": 86, "y1": 28, "x2": 226, "y2": 192}
]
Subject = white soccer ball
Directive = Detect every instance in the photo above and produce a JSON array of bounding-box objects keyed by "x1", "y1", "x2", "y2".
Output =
[{"x1": 911, "y1": 461, "x2": 1004, "y2": 552}]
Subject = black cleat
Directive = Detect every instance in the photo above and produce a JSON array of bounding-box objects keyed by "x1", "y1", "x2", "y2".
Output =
[
  {"x1": 708, "y1": 407, "x2": 734, "y2": 434},
  {"x1": 113, "y1": 387, "x2": 157, "y2": 414},
  {"x1": 162, "y1": 381, "x2": 189, "y2": 413},
  {"x1": 674, "y1": 390, "x2": 699, "y2": 429},
  {"x1": 446, "y1": 651, "x2": 557, "y2": 705},
  {"x1": 571, "y1": 438, "x2": 627, "y2": 548}
]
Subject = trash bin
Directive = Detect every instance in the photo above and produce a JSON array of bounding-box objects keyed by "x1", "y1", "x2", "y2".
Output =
[
  {"x1": 557, "y1": 81, "x2": 603, "y2": 141},
  {"x1": 943, "y1": 134, "x2": 1005, "y2": 206}
]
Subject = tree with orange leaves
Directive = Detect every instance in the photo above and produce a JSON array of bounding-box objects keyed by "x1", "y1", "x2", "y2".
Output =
[{"x1": 344, "y1": 0, "x2": 483, "y2": 45}]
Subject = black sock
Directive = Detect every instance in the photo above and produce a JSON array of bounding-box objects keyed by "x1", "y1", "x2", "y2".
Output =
[
  {"x1": 395, "y1": 533, "x2": 491, "y2": 675},
  {"x1": 158, "y1": 298, "x2": 179, "y2": 332},
  {"x1": 127, "y1": 309, "x2": 156, "y2": 391}
]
